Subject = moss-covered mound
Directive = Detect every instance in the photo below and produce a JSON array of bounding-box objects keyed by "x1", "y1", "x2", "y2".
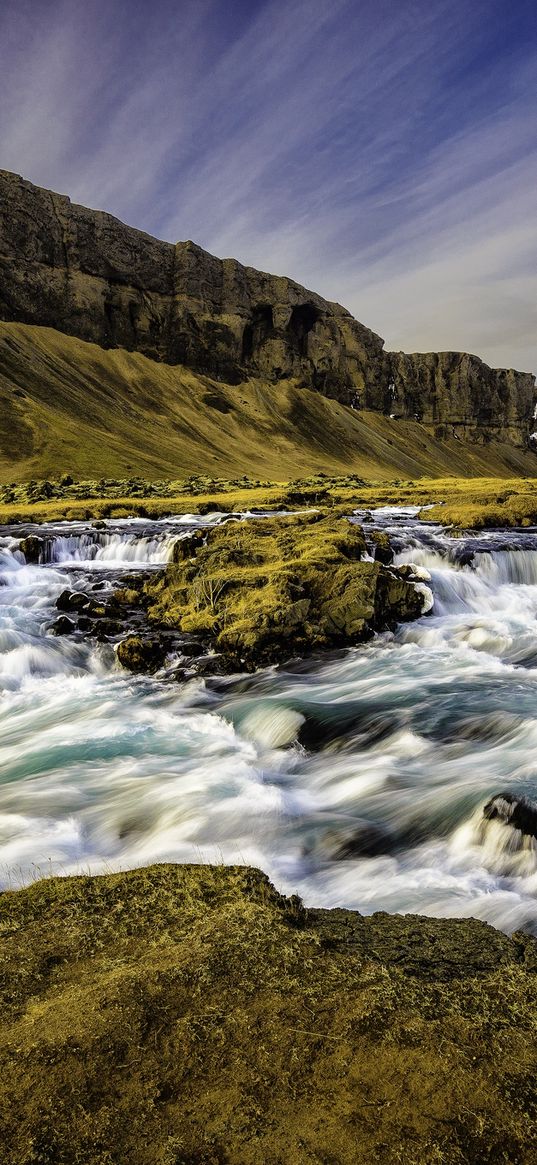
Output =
[
  {"x1": 144, "y1": 512, "x2": 424, "y2": 669},
  {"x1": 1, "y1": 864, "x2": 537, "y2": 1165}
]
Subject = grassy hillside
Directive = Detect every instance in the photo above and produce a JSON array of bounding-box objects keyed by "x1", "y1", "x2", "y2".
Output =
[{"x1": 0, "y1": 321, "x2": 536, "y2": 483}]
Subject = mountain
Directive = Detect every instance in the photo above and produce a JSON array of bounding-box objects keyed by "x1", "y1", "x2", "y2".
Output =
[{"x1": 0, "y1": 169, "x2": 535, "y2": 480}]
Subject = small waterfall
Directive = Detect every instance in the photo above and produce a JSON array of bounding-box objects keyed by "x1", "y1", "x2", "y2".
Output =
[
  {"x1": 474, "y1": 549, "x2": 537, "y2": 587},
  {"x1": 42, "y1": 530, "x2": 181, "y2": 566}
]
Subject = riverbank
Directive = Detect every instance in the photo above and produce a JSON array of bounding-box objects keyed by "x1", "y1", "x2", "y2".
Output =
[
  {"x1": 2, "y1": 473, "x2": 537, "y2": 528},
  {"x1": 2, "y1": 862, "x2": 537, "y2": 1165}
]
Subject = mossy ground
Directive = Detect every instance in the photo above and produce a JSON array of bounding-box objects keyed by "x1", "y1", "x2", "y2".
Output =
[
  {"x1": 1, "y1": 864, "x2": 537, "y2": 1165},
  {"x1": 142, "y1": 512, "x2": 422, "y2": 669},
  {"x1": 4, "y1": 474, "x2": 537, "y2": 529}
]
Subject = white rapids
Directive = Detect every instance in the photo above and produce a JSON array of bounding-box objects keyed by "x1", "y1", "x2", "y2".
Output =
[{"x1": 3, "y1": 508, "x2": 537, "y2": 933}]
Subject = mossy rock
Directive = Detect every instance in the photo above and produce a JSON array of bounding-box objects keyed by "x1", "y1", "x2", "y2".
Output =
[
  {"x1": 116, "y1": 634, "x2": 168, "y2": 672},
  {"x1": 1, "y1": 864, "x2": 537, "y2": 1164},
  {"x1": 370, "y1": 529, "x2": 394, "y2": 564},
  {"x1": 145, "y1": 512, "x2": 423, "y2": 670}
]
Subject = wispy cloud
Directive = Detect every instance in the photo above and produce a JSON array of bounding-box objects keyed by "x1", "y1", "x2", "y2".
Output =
[{"x1": 0, "y1": 0, "x2": 536, "y2": 372}]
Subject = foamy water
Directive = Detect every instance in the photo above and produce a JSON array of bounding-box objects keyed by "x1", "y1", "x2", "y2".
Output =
[{"x1": 2, "y1": 509, "x2": 537, "y2": 932}]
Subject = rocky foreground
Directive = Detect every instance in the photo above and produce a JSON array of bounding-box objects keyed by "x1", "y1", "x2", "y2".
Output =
[{"x1": 1, "y1": 864, "x2": 537, "y2": 1165}]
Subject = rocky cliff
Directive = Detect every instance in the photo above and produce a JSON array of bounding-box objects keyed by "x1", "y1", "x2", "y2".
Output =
[
  {"x1": 0, "y1": 169, "x2": 385, "y2": 402},
  {"x1": 0, "y1": 168, "x2": 535, "y2": 445},
  {"x1": 389, "y1": 350, "x2": 536, "y2": 448}
]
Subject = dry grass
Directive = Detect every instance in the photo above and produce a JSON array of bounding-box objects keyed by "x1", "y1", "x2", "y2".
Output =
[{"x1": 3, "y1": 473, "x2": 537, "y2": 530}]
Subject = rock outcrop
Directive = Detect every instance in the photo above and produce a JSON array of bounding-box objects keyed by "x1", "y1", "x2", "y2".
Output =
[
  {"x1": 0, "y1": 168, "x2": 535, "y2": 444},
  {"x1": 0, "y1": 169, "x2": 385, "y2": 402},
  {"x1": 141, "y1": 511, "x2": 427, "y2": 670},
  {"x1": 388, "y1": 350, "x2": 536, "y2": 447}
]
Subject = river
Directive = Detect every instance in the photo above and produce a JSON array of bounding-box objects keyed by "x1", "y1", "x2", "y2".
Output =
[{"x1": 2, "y1": 507, "x2": 537, "y2": 933}]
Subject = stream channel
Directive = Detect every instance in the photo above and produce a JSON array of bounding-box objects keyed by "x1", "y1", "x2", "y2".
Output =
[{"x1": 3, "y1": 506, "x2": 537, "y2": 933}]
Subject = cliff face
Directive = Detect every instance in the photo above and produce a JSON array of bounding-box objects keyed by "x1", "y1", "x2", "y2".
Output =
[
  {"x1": 0, "y1": 168, "x2": 535, "y2": 445},
  {"x1": 388, "y1": 351, "x2": 536, "y2": 447},
  {"x1": 0, "y1": 169, "x2": 385, "y2": 402}
]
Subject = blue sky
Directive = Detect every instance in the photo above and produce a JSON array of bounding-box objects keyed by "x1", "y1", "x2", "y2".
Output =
[{"x1": 0, "y1": 0, "x2": 536, "y2": 371}]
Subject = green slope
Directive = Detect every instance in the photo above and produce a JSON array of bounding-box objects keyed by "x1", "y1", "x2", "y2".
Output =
[{"x1": 0, "y1": 321, "x2": 535, "y2": 482}]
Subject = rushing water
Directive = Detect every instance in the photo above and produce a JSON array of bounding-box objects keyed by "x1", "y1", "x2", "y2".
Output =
[{"x1": 3, "y1": 508, "x2": 537, "y2": 933}]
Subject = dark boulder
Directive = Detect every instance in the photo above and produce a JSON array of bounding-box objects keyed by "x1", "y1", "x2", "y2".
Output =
[
  {"x1": 19, "y1": 535, "x2": 45, "y2": 563},
  {"x1": 50, "y1": 615, "x2": 76, "y2": 636},
  {"x1": 56, "y1": 590, "x2": 91, "y2": 613},
  {"x1": 116, "y1": 635, "x2": 168, "y2": 673}
]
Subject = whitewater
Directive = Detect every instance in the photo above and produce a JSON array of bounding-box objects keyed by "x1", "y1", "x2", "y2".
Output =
[{"x1": 2, "y1": 507, "x2": 537, "y2": 933}]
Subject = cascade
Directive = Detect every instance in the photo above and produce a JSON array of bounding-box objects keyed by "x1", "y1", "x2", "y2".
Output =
[{"x1": 2, "y1": 509, "x2": 537, "y2": 934}]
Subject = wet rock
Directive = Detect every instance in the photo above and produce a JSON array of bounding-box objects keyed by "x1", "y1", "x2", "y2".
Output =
[
  {"x1": 370, "y1": 530, "x2": 394, "y2": 565},
  {"x1": 190, "y1": 655, "x2": 229, "y2": 677},
  {"x1": 483, "y1": 792, "x2": 537, "y2": 840},
  {"x1": 116, "y1": 635, "x2": 168, "y2": 673},
  {"x1": 56, "y1": 590, "x2": 90, "y2": 612},
  {"x1": 167, "y1": 665, "x2": 195, "y2": 682},
  {"x1": 395, "y1": 563, "x2": 420, "y2": 580},
  {"x1": 456, "y1": 549, "x2": 475, "y2": 568},
  {"x1": 172, "y1": 531, "x2": 206, "y2": 562},
  {"x1": 177, "y1": 639, "x2": 205, "y2": 658},
  {"x1": 18, "y1": 535, "x2": 45, "y2": 563},
  {"x1": 49, "y1": 615, "x2": 76, "y2": 636}
]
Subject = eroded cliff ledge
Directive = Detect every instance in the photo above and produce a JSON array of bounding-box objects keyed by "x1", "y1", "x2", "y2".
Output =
[{"x1": 0, "y1": 168, "x2": 535, "y2": 445}]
